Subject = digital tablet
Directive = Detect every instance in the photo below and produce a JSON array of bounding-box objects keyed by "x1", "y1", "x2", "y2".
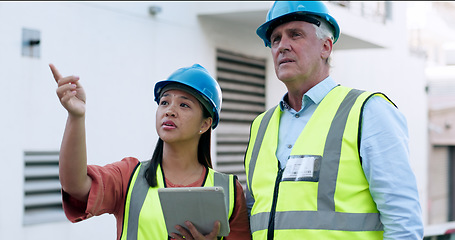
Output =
[{"x1": 158, "y1": 186, "x2": 230, "y2": 237}]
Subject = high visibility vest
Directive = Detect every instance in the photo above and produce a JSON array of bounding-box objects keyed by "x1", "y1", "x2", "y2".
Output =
[
  {"x1": 120, "y1": 161, "x2": 236, "y2": 239},
  {"x1": 245, "y1": 86, "x2": 393, "y2": 240}
]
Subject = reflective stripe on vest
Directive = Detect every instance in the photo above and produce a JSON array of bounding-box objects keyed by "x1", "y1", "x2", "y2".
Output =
[
  {"x1": 246, "y1": 86, "x2": 388, "y2": 239},
  {"x1": 121, "y1": 161, "x2": 235, "y2": 239}
]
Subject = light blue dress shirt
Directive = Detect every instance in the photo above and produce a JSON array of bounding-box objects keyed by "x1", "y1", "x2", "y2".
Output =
[
  {"x1": 277, "y1": 77, "x2": 423, "y2": 239},
  {"x1": 247, "y1": 76, "x2": 424, "y2": 239}
]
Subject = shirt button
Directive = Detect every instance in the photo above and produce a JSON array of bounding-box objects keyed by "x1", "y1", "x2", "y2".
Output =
[
  {"x1": 295, "y1": 114, "x2": 300, "y2": 118},
  {"x1": 287, "y1": 144, "x2": 292, "y2": 149}
]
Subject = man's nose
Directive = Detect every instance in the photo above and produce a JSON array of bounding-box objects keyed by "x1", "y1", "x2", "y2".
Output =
[{"x1": 277, "y1": 35, "x2": 291, "y2": 53}]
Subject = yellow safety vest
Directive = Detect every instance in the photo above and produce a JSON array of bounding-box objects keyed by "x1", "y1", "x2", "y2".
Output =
[
  {"x1": 245, "y1": 86, "x2": 393, "y2": 240},
  {"x1": 120, "y1": 161, "x2": 236, "y2": 239}
]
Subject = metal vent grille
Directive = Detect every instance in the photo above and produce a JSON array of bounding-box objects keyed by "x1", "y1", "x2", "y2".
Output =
[
  {"x1": 23, "y1": 151, "x2": 65, "y2": 225},
  {"x1": 215, "y1": 49, "x2": 266, "y2": 188}
]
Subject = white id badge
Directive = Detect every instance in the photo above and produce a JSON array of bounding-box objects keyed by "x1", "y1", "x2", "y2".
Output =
[{"x1": 282, "y1": 155, "x2": 322, "y2": 182}]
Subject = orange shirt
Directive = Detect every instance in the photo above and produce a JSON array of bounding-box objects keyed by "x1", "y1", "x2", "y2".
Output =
[{"x1": 62, "y1": 157, "x2": 251, "y2": 240}]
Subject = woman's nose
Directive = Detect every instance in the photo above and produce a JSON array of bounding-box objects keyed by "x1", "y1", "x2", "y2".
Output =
[{"x1": 165, "y1": 105, "x2": 176, "y2": 117}]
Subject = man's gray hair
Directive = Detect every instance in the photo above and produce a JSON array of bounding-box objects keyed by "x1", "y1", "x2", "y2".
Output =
[
  {"x1": 313, "y1": 16, "x2": 335, "y2": 43},
  {"x1": 312, "y1": 16, "x2": 334, "y2": 65}
]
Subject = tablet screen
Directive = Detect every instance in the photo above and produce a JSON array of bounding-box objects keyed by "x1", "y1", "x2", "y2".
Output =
[{"x1": 158, "y1": 186, "x2": 230, "y2": 237}]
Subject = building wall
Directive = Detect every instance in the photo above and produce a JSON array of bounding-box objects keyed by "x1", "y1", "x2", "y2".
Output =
[
  {"x1": 428, "y1": 146, "x2": 449, "y2": 225},
  {"x1": 429, "y1": 107, "x2": 455, "y2": 146},
  {"x1": 0, "y1": 2, "x2": 429, "y2": 239},
  {"x1": 427, "y1": 83, "x2": 455, "y2": 226},
  {"x1": 408, "y1": 1, "x2": 455, "y2": 234},
  {"x1": 0, "y1": 2, "x2": 227, "y2": 239}
]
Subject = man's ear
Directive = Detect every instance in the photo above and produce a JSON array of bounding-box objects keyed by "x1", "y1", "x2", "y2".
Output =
[{"x1": 321, "y1": 37, "x2": 333, "y2": 60}]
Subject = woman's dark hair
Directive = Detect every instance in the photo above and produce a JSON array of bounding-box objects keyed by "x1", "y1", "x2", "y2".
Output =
[{"x1": 145, "y1": 104, "x2": 213, "y2": 187}]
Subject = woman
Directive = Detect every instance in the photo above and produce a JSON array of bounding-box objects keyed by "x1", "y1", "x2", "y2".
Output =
[{"x1": 50, "y1": 63, "x2": 251, "y2": 240}]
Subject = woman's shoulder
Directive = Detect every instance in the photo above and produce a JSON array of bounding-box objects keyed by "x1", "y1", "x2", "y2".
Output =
[
  {"x1": 120, "y1": 156, "x2": 141, "y2": 163},
  {"x1": 113, "y1": 156, "x2": 141, "y2": 168},
  {"x1": 88, "y1": 157, "x2": 141, "y2": 178}
]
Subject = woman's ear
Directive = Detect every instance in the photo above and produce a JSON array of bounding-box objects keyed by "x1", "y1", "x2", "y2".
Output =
[{"x1": 200, "y1": 117, "x2": 212, "y2": 134}]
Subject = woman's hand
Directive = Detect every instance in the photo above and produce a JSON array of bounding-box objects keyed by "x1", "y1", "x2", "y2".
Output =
[
  {"x1": 171, "y1": 221, "x2": 221, "y2": 240},
  {"x1": 49, "y1": 63, "x2": 91, "y2": 201},
  {"x1": 50, "y1": 63, "x2": 86, "y2": 117}
]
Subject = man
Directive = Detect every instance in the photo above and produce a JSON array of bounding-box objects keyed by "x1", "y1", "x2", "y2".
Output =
[{"x1": 244, "y1": 1, "x2": 424, "y2": 239}]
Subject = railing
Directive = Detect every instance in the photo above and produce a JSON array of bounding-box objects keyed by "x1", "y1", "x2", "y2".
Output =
[{"x1": 329, "y1": 1, "x2": 390, "y2": 24}]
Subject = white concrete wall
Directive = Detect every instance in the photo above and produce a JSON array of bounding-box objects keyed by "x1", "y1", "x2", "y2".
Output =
[
  {"x1": 0, "y1": 1, "x2": 429, "y2": 239},
  {"x1": 0, "y1": 2, "x2": 229, "y2": 239}
]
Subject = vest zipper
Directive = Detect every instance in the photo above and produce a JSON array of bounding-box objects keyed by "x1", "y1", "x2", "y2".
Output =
[{"x1": 267, "y1": 167, "x2": 283, "y2": 240}]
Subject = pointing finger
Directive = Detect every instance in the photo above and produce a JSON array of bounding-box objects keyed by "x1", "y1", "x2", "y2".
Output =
[{"x1": 49, "y1": 63, "x2": 62, "y2": 83}]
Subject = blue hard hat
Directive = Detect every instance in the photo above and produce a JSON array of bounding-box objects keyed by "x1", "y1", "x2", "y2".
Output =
[
  {"x1": 154, "y1": 64, "x2": 222, "y2": 129},
  {"x1": 257, "y1": 1, "x2": 340, "y2": 47}
]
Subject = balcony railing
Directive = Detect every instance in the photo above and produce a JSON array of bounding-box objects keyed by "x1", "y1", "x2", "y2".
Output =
[{"x1": 329, "y1": 1, "x2": 391, "y2": 24}]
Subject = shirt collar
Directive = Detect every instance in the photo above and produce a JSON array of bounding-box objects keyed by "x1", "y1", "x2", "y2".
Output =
[{"x1": 279, "y1": 76, "x2": 339, "y2": 111}]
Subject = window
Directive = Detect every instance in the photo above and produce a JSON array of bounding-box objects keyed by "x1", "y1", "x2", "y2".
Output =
[
  {"x1": 22, "y1": 28, "x2": 41, "y2": 58},
  {"x1": 23, "y1": 151, "x2": 65, "y2": 225},
  {"x1": 215, "y1": 49, "x2": 266, "y2": 189}
]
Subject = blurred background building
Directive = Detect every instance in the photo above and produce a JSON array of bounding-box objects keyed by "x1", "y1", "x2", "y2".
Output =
[
  {"x1": 0, "y1": 1, "x2": 452, "y2": 239},
  {"x1": 407, "y1": 1, "x2": 455, "y2": 238}
]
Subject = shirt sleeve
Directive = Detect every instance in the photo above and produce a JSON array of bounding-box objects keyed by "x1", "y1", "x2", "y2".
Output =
[
  {"x1": 225, "y1": 180, "x2": 252, "y2": 240},
  {"x1": 360, "y1": 95, "x2": 424, "y2": 240},
  {"x1": 61, "y1": 157, "x2": 140, "y2": 223}
]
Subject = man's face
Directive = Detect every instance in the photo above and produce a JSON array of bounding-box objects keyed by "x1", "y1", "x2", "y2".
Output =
[{"x1": 270, "y1": 21, "x2": 326, "y2": 84}]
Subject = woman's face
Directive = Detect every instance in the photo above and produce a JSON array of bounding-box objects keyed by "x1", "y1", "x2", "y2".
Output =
[{"x1": 156, "y1": 89, "x2": 211, "y2": 144}]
